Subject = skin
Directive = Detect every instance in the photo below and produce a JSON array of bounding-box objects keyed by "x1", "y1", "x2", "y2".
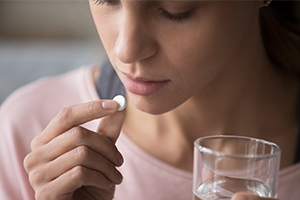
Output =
[
  {"x1": 93, "y1": 0, "x2": 260, "y2": 115},
  {"x1": 23, "y1": 0, "x2": 299, "y2": 199},
  {"x1": 24, "y1": 100, "x2": 125, "y2": 199},
  {"x1": 91, "y1": 0, "x2": 298, "y2": 169}
]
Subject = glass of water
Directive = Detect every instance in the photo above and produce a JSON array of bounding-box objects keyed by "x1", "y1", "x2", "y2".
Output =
[{"x1": 193, "y1": 135, "x2": 281, "y2": 200}]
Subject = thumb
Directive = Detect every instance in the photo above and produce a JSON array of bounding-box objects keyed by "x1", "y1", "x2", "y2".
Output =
[
  {"x1": 232, "y1": 192, "x2": 277, "y2": 200},
  {"x1": 97, "y1": 102, "x2": 126, "y2": 144}
]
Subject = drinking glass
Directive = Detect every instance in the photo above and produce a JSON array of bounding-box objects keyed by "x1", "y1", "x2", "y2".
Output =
[{"x1": 193, "y1": 135, "x2": 281, "y2": 200}]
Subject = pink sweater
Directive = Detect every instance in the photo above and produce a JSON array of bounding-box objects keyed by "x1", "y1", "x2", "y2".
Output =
[{"x1": 0, "y1": 66, "x2": 299, "y2": 200}]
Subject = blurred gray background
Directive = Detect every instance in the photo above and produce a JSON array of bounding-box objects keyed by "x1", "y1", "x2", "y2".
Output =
[{"x1": 0, "y1": 1, "x2": 107, "y2": 104}]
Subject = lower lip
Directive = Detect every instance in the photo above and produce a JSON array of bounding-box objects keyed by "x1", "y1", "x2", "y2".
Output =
[{"x1": 122, "y1": 75, "x2": 169, "y2": 96}]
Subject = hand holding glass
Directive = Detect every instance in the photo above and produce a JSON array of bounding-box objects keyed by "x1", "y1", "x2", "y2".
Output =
[{"x1": 193, "y1": 135, "x2": 281, "y2": 200}]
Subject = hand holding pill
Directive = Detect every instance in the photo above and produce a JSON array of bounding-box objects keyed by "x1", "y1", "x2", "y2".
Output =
[{"x1": 24, "y1": 98, "x2": 126, "y2": 200}]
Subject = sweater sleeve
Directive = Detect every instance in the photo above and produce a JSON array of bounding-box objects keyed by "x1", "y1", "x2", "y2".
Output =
[
  {"x1": 0, "y1": 67, "x2": 94, "y2": 200},
  {"x1": 0, "y1": 86, "x2": 41, "y2": 200}
]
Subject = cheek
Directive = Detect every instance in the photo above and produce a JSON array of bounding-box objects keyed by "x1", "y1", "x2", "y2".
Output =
[
  {"x1": 161, "y1": 2, "x2": 255, "y2": 87},
  {"x1": 90, "y1": 6, "x2": 119, "y2": 61}
]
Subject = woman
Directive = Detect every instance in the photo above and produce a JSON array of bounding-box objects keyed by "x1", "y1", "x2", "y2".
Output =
[{"x1": 0, "y1": 0, "x2": 299, "y2": 199}]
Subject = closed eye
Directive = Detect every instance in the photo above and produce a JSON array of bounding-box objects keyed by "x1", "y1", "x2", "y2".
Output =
[
  {"x1": 91, "y1": 0, "x2": 194, "y2": 22},
  {"x1": 91, "y1": 0, "x2": 120, "y2": 6},
  {"x1": 159, "y1": 8, "x2": 194, "y2": 22}
]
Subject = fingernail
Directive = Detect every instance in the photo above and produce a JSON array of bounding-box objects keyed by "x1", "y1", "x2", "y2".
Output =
[
  {"x1": 117, "y1": 152, "x2": 124, "y2": 165},
  {"x1": 102, "y1": 100, "x2": 116, "y2": 110},
  {"x1": 116, "y1": 170, "x2": 123, "y2": 183}
]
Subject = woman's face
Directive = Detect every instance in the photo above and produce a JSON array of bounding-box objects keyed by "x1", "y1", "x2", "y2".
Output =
[{"x1": 90, "y1": 0, "x2": 260, "y2": 114}]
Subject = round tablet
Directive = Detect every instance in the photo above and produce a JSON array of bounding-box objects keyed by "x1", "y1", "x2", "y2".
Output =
[{"x1": 113, "y1": 95, "x2": 127, "y2": 111}]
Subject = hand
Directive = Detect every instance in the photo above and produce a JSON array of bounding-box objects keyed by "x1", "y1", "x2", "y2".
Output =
[
  {"x1": 23, "y1": 100, "x2": 125, "y2": 200},
  {"x1": 232, "y1": 192, "x2": 278, "y2": 200}
]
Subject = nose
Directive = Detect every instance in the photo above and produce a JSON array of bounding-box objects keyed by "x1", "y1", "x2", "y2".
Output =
[{"x1": 114, "y1": 5, "x2": 158, "y2": 64}]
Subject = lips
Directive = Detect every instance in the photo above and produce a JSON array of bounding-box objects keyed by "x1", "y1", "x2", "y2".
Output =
[{"x1": 121, "y1": 73, "x2": 169, "y2": 96}]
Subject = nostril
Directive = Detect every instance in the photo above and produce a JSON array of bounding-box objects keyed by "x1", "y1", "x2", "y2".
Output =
[{"x1": 114, "y1": 37, "x2": 158, "y2": 64}]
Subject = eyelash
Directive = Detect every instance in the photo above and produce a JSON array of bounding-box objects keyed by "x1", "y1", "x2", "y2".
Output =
[
  {"x1": 92, "y1": 0, "x2": 193, "y2": 22},
  {"x1": 92, "y1": 0, "x2": 120, "y2": 5},
  {"x1": 159, "y1": 9, "x2": 193, "y2": 22}
]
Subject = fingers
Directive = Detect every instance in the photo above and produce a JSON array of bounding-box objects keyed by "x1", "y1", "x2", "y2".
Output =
[
  {"x1": 232, "y1": 192, "x2": 277, "y2": 200},
  {"x1": 40, "y1": 126, "x2": 123, "y2": 166},
  {"x1": 24, "y1": 126, "x2": 124, "y2": 200},
  {"x1": 31, "y1": 100, "x2": 119, "y2": 150},
  {"x1": 26, "y1": 146, "x2": 122, "y2": 190},
  {"x1": 33, "y1": 166, "x2": 113, "y2": 200},
  {"x1": 97, "y1": 109, "x2": 126, "y2": 144},
  {"x1": 49, "y1": 146, "x2": 123, "y2": 184},
  {"x1": 24, "y1": 99, "x2": 126, "y2": 200},
  {"x1": 24, "y1": 127, "x2": 123, "y2": 184}
]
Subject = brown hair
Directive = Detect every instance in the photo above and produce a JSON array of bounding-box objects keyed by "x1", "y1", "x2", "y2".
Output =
[{"x1": 259, "y1": 1, "x2": 300, "y2": 77}]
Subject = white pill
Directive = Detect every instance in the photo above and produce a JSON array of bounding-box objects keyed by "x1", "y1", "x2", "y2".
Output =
[{"x1": 113, "y1": 95, "x2": 127, "y2": 111}]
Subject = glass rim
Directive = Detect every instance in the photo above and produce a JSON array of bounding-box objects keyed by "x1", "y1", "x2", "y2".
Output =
[{"x1": 194, "y1": 135, "x2": 281, "y2": 159}]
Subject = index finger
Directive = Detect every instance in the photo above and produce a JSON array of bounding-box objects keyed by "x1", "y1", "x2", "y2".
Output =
[{"x1": 31, "y1": 100, "x2": 119, "y2": 150}]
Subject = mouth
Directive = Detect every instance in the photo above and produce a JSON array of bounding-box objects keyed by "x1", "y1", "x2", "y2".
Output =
[{"x1": 121, "y1": 73, "x2": 170, "y2": 96}]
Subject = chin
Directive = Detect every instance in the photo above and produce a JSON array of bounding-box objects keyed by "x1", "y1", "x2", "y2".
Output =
[
  {"x1": 128, "y1": 92, "x2": 184, "y2": 115},
  {"x1": 136, "y1": 105, "x2": 172, "y2": 115}
]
